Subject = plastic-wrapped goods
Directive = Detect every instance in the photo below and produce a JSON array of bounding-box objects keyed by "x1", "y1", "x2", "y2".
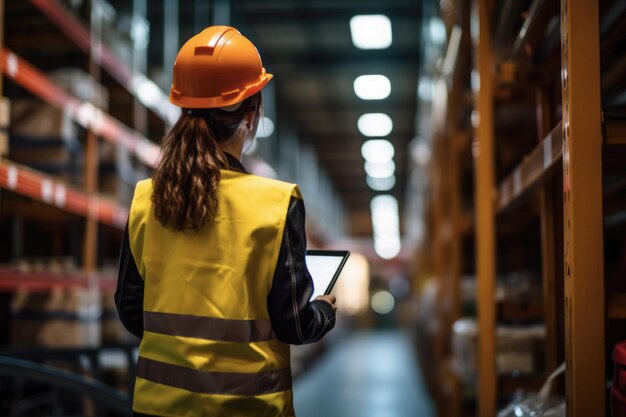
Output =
[
  {"x1": 496, "y1": 324, "x2": 546, "y2": 374},
  {"x1": 498, "y1": 363, "x2": 565, "y2": 417},
  {"x1": 497, "y1": 394, "x2": 565, "y2": 417},
  {"x1": 451, "y1": 318, "x2": 478, "y2": 380},
  {"x1": 451, "y1": 318, "x2": 546, "y2": 381}
]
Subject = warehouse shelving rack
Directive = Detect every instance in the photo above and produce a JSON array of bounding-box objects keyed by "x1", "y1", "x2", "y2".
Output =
[
  {"x1": 0, "y1": 2, "x2": 172, "y2": 406},
  {"x1": 0, "y1": 0, "x2": 177, "y2": 408},
  {"x1": 420, "y1": 0, "x2": 626, "y2": 416},
  {"x1": 0, "y1": 2, "x2": 172, "y2": 386},
  {"x1": 0, "y1": 0, "x2": 165, "y2": 285}
]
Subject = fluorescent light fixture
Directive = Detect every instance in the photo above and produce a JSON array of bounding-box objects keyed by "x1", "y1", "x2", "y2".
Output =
[
  {"x1": 365, "y1": 160, "x2": 395, "y2": 179},
  {"x1": 411, "y1": 141, "x2": 431, "y2": 166},
  {"x1": 366, "y1": 175, "x2": 395, "y2": 191},
  {"x1": 350, "y1": 15, "x2": 392, "y2": 50},
  {"x1": 429, "y1": 18, "x2": 446, "y2": 45},
  {"x1": 374, "y1": 235, "x2": 401, "y2": 259},
  {"x1": 358, "y1": 113, "x2": 393, "y2": 137},
  {"x1": 371, "y1": 194, "x2": 398, "y2": 215},
  {"x1": 371, "y1": 195, "x2": 401, "y2": 259},
  {"x1": 354, "y1": 75, "x2": 391, "y2": 100},
  {"x1": 256, "y1": 117, "x2": 275, "y2": 138},
  {"x1": 371, "y1": 195, "x2": 399, "y2": 233},
  {"x1": 361, "y1": 139, "x2": 394, "y2": 162},
  {"x1": 418, "y1": 77, "x2": 433, "y2": 102}
]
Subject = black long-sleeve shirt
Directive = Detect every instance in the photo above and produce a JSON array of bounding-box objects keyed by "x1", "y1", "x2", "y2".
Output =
[{"x1": 114, "y1": 156, "x2": 335, "y2": 345}]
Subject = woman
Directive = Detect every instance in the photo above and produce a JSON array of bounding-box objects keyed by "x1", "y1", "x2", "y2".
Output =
[{"x1": 115, "y1": 26, "x2": 337, "y2": 417}]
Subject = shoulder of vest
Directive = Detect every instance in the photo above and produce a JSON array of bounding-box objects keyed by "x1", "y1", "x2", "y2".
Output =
[
  {"x1": 130, "y1": 179, "x2": 153, "y2": 217},
  {"x1": 134, "y1": 178, "x2": 153, "y2": 195},
  {"x1": 224, "y1": 171, "x2": 302, "y2": 200}
]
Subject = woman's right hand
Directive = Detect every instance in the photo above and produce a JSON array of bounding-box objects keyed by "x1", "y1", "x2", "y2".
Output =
[{"x1": 314, "y1": 295, "x2": 337, "y2": 311}]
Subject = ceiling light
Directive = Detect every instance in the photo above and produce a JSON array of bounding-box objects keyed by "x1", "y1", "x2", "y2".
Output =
[
  {"x1": 365, "y1": 160, "x2": 395, "y2": 179},
  {"x1": 353, "y1": 75, "x2": 391, "y2": 100},
  {"x1": 418, "y1": 77, "x2": 433, "y2": 102},
  {"x1": 358, "y1": 113, "x2": 393, "y2": 137},
  {"x1": 429, "y1": 18, "x2": 447, "y2": 45},
  {"x1": 256, "y1": 117, "x2": 275, "y2": 138},
  {"x1": 361, "y1": 139, "x2": 394, "y2": 162},
  {"x1": 371, "y1": 194, "x2": 398, "y2": 214},
  {"x1": 374, "y1": 236, "x2": 401, "y2": 259},
  {"x1": 371, "y1": 195, "x2": 401, "y2": 259},
  {"x1": 350, "y1": 15, "x2": 392, "y2": 50},
  {"x1": 366, "y1": 175, "x2": 395, "y2": 191},
  {"x1": 411, "y1": 141, "x2": 431, "y2": 166}
]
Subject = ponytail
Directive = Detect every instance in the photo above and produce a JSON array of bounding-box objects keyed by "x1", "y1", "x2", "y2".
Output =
[{"x1": 152, "y1": 92, "x2": 262, "y2": 232}]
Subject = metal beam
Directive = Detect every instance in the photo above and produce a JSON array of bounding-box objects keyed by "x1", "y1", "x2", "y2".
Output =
[
  {"x1": 265, "y1": 50, "x2": 420, "y2": 69},
  {"x1": 241, "y1": 6, "x2": 419, "y2": 24},
  {"x1": 560, "y1": 0, "x2": 605, "y2": 414},
  {"x1": 474, "y1": 0, "x2": 497, "y2": 415}
]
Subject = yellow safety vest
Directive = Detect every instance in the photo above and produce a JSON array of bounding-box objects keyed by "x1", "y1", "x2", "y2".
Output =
[{"x1": 128, "y1": 169, "x2": 301, "y2": 417}]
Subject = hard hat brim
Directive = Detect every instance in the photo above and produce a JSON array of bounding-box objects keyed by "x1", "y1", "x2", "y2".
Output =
[{"x1": 170, "y1": 73, "x2": 273, "y2": 109}]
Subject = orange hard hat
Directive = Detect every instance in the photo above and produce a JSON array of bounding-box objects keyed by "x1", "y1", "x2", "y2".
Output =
[{"x1": 169, "y1": 26, "x2": 273, "y2": 109}]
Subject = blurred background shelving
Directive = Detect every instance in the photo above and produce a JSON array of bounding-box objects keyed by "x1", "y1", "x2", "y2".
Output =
[{"x1": 414, "y1": 1, "x2": 626, "y2": 416}]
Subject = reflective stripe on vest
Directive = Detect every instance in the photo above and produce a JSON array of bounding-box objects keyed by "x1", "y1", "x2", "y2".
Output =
[
  {"x1": 143, "y1": 311, "x2": 276, "y2": 343},
  {"x1": 128, "y1": 171, "x2": 300, "y2": 417}
]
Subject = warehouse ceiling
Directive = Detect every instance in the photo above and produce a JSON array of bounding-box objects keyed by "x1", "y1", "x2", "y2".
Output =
[
  {"x1": 233, "y1": 0, "x2": 422, "y2": 237},
  {"x1": 4, "y1": 0, "x2": 422, "y2": 239}
]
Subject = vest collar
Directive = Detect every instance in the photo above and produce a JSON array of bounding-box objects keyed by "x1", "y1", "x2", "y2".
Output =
[{"x1": 224, "y1": 152, "x2": 248, "y2": 174}]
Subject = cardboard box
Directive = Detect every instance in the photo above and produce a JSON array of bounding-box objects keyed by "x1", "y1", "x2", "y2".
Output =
[
  {"x1": 10, "y1": 98, "x2": 77, "y2": 142},
  {"x1": 10, "y1": 287, "x2": 102, "y2": 347}
]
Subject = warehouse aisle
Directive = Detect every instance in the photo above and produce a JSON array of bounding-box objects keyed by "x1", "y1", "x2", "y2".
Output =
[{"x1": 293, "y1": 330, "x2": 435, "y2": 417}]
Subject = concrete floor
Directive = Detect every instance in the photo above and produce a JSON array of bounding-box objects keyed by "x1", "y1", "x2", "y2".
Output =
[{"x1": 293, "y1": 330, "x2": 435, "y2": 417}]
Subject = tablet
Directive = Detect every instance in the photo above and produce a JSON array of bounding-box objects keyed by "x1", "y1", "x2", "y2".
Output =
[{"x1": 306, "y1": 250, "x2": 350, "y2": 300}]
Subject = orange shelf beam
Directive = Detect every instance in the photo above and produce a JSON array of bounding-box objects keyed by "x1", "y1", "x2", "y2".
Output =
[
  {"x1": 0, "y1": 48, "x2": 160, "y2": 168},
  {"x1": 0, "y1": 268, "x2": 117, "y2": 292},
  {"x1": 0, "y1": 160, "x2": 128, "y2": 229}
]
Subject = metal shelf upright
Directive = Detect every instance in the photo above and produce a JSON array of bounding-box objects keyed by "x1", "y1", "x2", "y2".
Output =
[{"x1": 472, "y1": 1, "x2": 497, "y2": 415}]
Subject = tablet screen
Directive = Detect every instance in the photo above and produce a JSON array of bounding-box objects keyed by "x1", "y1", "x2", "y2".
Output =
[{"x1": 306, "y1": 250, "x2": 349, "y2": 300}]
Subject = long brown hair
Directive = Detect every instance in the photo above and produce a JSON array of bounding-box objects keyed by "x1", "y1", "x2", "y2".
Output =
[{"x1": 152, "y1": 92, "x2": 262, "y2": 232}]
